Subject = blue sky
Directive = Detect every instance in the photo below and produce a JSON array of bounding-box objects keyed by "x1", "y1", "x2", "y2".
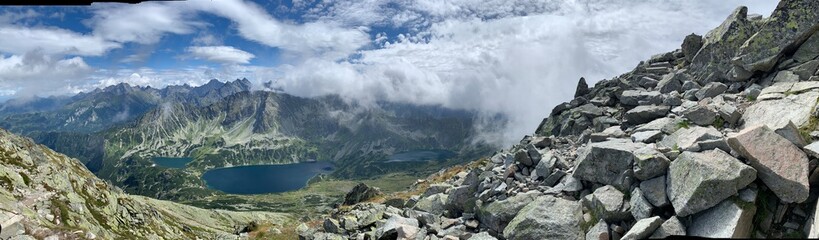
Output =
[{"x1": 0, "y1": 0, "x2": 779, "y2": 144}]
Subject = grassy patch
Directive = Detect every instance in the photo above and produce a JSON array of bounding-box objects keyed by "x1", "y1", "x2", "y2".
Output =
[{"x1": 676, "y1": 119, "x2": 690, "y2": 129}]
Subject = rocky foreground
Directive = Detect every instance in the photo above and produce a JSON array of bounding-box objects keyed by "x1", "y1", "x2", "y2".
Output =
[
  {"x1": 0, "y1": 127, "x2": 288, "y2": 239},
  {"x1": 304, "y1": 1, "x2": 819, "y2": 239}
]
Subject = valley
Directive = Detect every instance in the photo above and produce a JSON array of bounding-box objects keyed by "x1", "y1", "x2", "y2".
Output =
[{"x1": 0, "y1": 79, "x2": 495, "y2": 217}]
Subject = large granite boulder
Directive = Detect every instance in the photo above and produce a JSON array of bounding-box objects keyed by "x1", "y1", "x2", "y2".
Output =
[
  {"x1": 649, "y1": 216, "x2": 686, "y2": 238},
  {"x1": 794, "y1": 31, "x2": 819, "y2": 63},
  {"x1": 476, "y1": 191, "x2": 541, "y2": 234},
  {"x1": 727, "y1": 125, "x2": 810, "y2": 203},
  {"x1": 621, "y1": 216, "x2": 663, "y2": 240},
  {"x1": 732, "y1": 0, "x2": 819, "y2": 77},
  {"x1": 688, "y1": 6, "x2": 758, "y2": 82},
  {"x1": 587, "y1": 185, "x2": 632, "y2": 222},
  {"x1": 658, "y1": 126, "x2": 722, "y2": 152},
  {"x1": 667, "y1": 149, "x2": 757, "y2": 216},
  {"x1": 625, "y1": 105, "x2": 670, "y2": 125},
  {"x1": 503, "y1": 195, "x2": 583, "y2": 240},
  {"x1": 573, "y1": 139, "x2": 644, "y2": 190},
  {"x1": 632, "y1": 146, "x2": 670, "y2": 181},
  {"x1": 687, "y1": 197, "x2": 756, "y2": 238}
]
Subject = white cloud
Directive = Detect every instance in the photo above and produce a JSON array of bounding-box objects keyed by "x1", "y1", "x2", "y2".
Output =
[
  {"x1": 268, "y1": 0, "x2": 780, "y2": 146},
  {"x1": 187, "y1": 45, "x2": 255, "y2": 64},
  {"x1": 0, "y1": 51, "x2": 93, "y2": 98},
  {"x1": 0, "y1": 26, "x2": 120, "y2": 56},
  {"x1": 88, "y1": 2, "x2": 203, "y2": 44},
  {"x1": 187, "y1": 0, "x2": 370, "y2": 59}
]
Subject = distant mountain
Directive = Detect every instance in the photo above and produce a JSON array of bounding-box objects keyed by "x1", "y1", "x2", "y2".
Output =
[
  {"x1": 0, "y1": 78, "x2": 252, "y2": 135},
  {"x1": 0, "y1": 79, "x2": 493, "y2": 201}
]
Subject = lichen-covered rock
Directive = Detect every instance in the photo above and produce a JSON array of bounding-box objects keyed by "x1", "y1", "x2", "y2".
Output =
[
  {"x1": 503, "y1": 195, "x2": 583, "y2": 240},
  {"x1": 573, "y1": 139, "x2": 644, "y2": 190},
  {"x1": 588, "y1": 185, "x2": 632, "y2": 222},
  {"x1": 632, "y1": 146, "x2": 670, "y2": 181},
  {"x1": 667, "y1": 149, "x2": 756, "y2": 217},
  {"x1": 727, "y1": 125, "x2": 810, "y2": 203},
  {"x1": 688, "y1": 6, "x2": 757, "y2": 82},
  {"x1": 794, "y1": 31, "x2": 819, "y2": 63},
  {"x1": 630, "y1": 188, "x2": 653, "y2": 220},
  {"x1": 732, "y1": 0, "x2": 819, "y2": 76},
  {"x1": 476, "y1": 191, "x2": 541, "y2": 234}
]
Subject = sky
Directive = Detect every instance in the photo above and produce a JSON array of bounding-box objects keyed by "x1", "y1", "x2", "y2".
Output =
[{"x1": 0, "y1": 0, "x2": 779, "y2": 146}]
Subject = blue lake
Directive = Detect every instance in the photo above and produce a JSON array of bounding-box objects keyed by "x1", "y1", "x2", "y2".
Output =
[
  {"x1": 385, "y1": 150, "x2": 457, "y2": 163},
  {"x1": 201, "y1": 162, "x2": 335, "y2": 194},
  {"x1": 152, "y1": 157, "x2": 193, "y2": 168}
]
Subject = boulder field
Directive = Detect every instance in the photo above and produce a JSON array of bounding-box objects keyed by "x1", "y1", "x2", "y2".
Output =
[{"x1": 304, "y1": 1, "x2": 819, "y2": 239}]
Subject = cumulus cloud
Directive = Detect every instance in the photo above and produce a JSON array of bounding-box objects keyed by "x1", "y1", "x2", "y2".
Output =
[
  {"x1": 88, "y1": 2, "x2": 203, "y2": 44},
  {"x1": 187, "y1": 45, "x2": 255, "y2": 64},
  {"x1": 187, "y1": 0, "x2": 370, "y2": 59},
  {"x1": 0, "y1": 50, "x2": 93, "y2": 98},
  {"x1": 0, "y1": 26, "x2": 120, "y2": 56},
  {"x1": 267, "y1": 0, "x2": 779, "y2": 146}
]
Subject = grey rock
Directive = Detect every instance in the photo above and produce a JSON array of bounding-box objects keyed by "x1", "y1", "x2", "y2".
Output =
[
  {"x1": 625, "y1": 105, "x2": 670, "y2": 125},
  {"x1": 727, "y1": 125, "x2": 810, "y2": 203},
  {"x1": 640, "y1": 176, "x2": 669, "y2": 208},
  {"x1": 682, "y1": 33, "x2": 704, "y2": 62},
  {"x1": 667, "y1": 149, "x2": 757, "y2": 216},
  {"x1": 468, "y1": 232, "x2": 497, "y2": 240},
  {"x1": 659, "y1": 126, "x2": 722, "y2": 152},
  {"x1": 716, "y1": 103, "x2": 741, "y2": 126},
  {"x1": 620, "y1": 90, "x2": 662, "y2": 106},
  {"x1": 775, "y1": 70, "x2": 801, "y2": 83},
  {"x1": 794, "y1": 30, "x2": 819, "y2": 63},
  {"x1": 688, "y1": 198, "x2": 756, "y2": 238},
  {"x1": 573, "y1": 139, "x2": 645, "y2": 190},
  {"x1": 586, "y1": 220, "x2": 610, "y2": 240},
  {"x1": 732, "y1": 0, "x2": 819, "y2": 75},
  {"x1": 476, "y1": 191, "x2": 541, "y2": 234},
  {"x1": 414, "y1": 193, "x2": 448, "y2": 215},
  {"x1": 632, "y1": 146, "x2": 670, "y2": 180},
  {"x1": 503, "y1": 195, "x2": 583, "y2": 240},
  {"x1": 514, "y1": 149, "x2": 534, "y2": 167},
  {"x1": 621, "y1": 216, "x2": 663, "y2": 240},
  {"x1": 695, "y1": 82, "x2": 728, "y2": 100},
  {"x1": 649, "y1": 216, "x2": 686, "y2": 239},
  {"x1": 657, "y1": 73, "x2": 683, "y2": 93},
  {"x1": 630, "y1": 188, "x2": 653, "y2": 220},
  {"x1": 635, "y1": 117, "x2": 683, "y2": 134},
  {"x1": 344, "y1": 183, "x2": 383, "y2": 205},
  {"x1": 688, "y1": 6, "x2": 756, "y2": 82},
  {"x1": 575, "y1": 77, "x2": 590, "y2": 98},
  {"x1": 423, "y1": 184, "x2": 452, "y2": 198},
  {"x1": 681, "y1": 105, "x2": 716, "y2": 126},
  {"x1": 446, "y1": 185, "x2": 477, "y2": 216},
  {"x1": 532, "y1": 151, "x2": 556, "y2": 180},
  {"x1": 696, "y1": 138, "x2": 731, "y2": 152},
  {"x1": 324, "y1": 218, "x2": 342, "y2": 234},
  {"x1": 543, "y1": 170, "x2": 566, "y2": 187},
  {"x1": 630, "y1": 130, "x2": 663, "y2": 143},
  {"x1": 681, "y1": 81, "x2": 700, "y2": 92},
  {"x1": 376, "y1": 216, "x2": 419, "y2": 240},
  {"x1": 792, "y1": 60, "x2": 819, "y2": 80},
  {"x1": 589, "y1": 185, "x2": 632, "y2": 222}
]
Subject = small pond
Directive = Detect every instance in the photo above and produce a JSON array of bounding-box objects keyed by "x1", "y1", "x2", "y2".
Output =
[
  {"x1": 385, "y1": 150, "x2": 456, "y2": 163},
  {"x1": 152, "y1": 157, "x2": 193, "y2": 169},
  {"x1": 201, "y1": 162, "x2": 335, "y2": 194}
]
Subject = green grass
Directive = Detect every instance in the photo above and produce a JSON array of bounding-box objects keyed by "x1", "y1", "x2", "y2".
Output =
[{"x1": 676, "y1": 119, "x2": 690, "y2": 129}]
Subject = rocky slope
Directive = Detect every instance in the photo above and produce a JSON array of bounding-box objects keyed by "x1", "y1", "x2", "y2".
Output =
[
  {"x1": 0, "y1": 128, "x2": 288, "y2": 239},
  {"x1": 305, "y1": 1, "x2": 819, "y2": 239}
]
